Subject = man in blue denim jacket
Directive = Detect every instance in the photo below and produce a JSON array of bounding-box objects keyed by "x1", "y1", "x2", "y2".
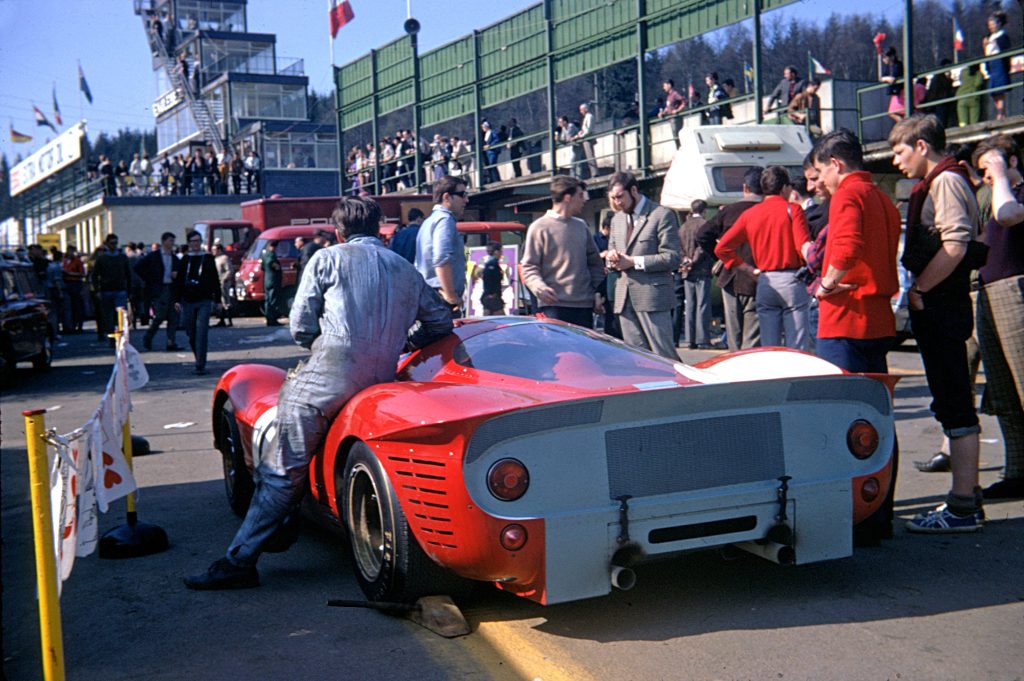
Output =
[{"x1": 185, "y1": 197, "x2": 453, "y2": 589}]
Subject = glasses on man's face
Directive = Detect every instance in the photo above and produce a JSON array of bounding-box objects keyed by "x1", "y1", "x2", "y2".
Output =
[
  {"x1": 449, "y1": 190, "x2": 467, "y2": 198},
  {"x1": 188, "y1": 238, "x2": 202, "y2": 244}
]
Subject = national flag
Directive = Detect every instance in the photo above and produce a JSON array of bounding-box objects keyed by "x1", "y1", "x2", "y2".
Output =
[
  {"x1": 78, "y1": 62, "x2": 93, "y2": 104},
  {"x1": 873, "y1": 32, "x2": 887, "y2": 55},
  {"x1": 810, "y1": 55, "x2": 832, "y2": 76},
  {"x1": 743, "y1": 61, "x2": 754, "y2": 90},
  {"x1": 9, "y1": 125, "x2": 32, "y2": 143},
  {"x1": 52, "y1": 85, "x2": 62, "y2": 126},
  {"x1": 329, "y1": 0, "x2": 354, "y2": 38},
  {"x1": 953, "y1": 18, "x2": 964, "y2": 52},
  {"x1": 33, "y1": 105, "x2": 57, "y2": 133}
]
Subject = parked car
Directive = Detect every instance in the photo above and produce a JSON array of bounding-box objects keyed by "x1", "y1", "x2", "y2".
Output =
[
  {"x1": 233, "y1": 226, "x2": 338, "y2": 316},
  {"x1": 1, "y1": 256, "x2": 53, "y2": 379},
  {"x1": 211, "y1": 317, "x2": 896, "y2": 605}
]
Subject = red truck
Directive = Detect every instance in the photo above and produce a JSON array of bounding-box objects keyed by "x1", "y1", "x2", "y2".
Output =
[{"x1": 191, "y1": 194, "x2": 434, "y2": 270}]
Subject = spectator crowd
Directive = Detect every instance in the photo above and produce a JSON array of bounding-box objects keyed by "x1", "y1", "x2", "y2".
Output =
[{"x1": 90, "y1": 145, "x2": 262, "y2": 198}]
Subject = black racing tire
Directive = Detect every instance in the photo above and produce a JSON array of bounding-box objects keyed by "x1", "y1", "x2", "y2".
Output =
[
  {"x1": 31, "y1": 336, "x2": 53, "y2": 371},
  {"x1": 219, "y1": 402, "x2": 255, "y2": 517},
  {"x1": 341, "y1": 442, "x2": 464, "y2": 603}
]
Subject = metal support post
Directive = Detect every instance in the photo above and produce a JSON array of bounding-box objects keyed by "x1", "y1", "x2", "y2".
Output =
[
  {"x1": 753, "y1": 0, "x2": 764, "y2": 124},
  {"x1": 636, "y1": 0, "x2": 650, "y2": 173}
]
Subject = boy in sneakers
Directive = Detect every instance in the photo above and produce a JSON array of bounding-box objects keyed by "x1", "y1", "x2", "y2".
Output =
[{"x1": 889, "y1": 114, "x2": 984, "y2": 532}]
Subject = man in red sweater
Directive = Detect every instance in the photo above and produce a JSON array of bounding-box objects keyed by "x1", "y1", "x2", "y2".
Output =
[
  {"x1": 812, "y1": 128, "x2": 901, "y2": 545},
  {"x1": 811, "y1": 129, "x2": 901, "y2": 372},
  {"x1": 715, "y1": 166, "x2": 812, "y2": 349}
]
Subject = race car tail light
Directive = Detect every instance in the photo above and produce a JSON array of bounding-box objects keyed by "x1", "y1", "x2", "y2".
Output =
[
  {"x1": 860, "y1": 477, "x2": 880, "y2": 503},
  {"x1": 847, "y1": 420, "x2": 879, "y2": 459},
  {"x1": 487, "y1": 458, "x2": 529, "y2": 501},
  {"x1": 500, "y1": 524, "x2": 528, "y2": 551}
]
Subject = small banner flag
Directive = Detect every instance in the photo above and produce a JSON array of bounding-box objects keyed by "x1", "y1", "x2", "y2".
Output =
[
  {"x1": 78, "y1": 62, "x2": 93, "y2": 104},
  {"x1": 953, "y1": 18, "x2": 964, "y2": 52},
  {"x1": 9, "y1": 125, "x2": 33, "y2": 143},
  {"x1": 743, "y1": 61, "x2": 754, "y2": 91},
  {"x1": 33, "y1": 105, "x2": 57, "y2": 133},
  {"x1": 52, "y1": 85, "x2": 62, "y2": 126},
  {"x1": 873, "y1": 32, "x2": 887, "y2": 55},
  {"x1": 810, "y1": 55, "x2": 832, "y2": 76},
  {"x1": 329, "y1": 0, "x2": 354, "y2": 38}
]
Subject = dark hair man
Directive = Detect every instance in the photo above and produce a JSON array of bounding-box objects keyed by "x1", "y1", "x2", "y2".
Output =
[
  {"x1": 521, "y1": 176, "x2": 604, "y2": 328},
  {"x1": 888, "y1": 114, "x2": 984, "y2": 532},
  {"x1": 676, "y1": 199, "x2": 713, "y2": 349},
  {"x1": 971, "y1": 134, "x2": 1024, "y2": 501},
  {"x1": 715, "y1": 166, "x2": 813, "y2": 349},
  {"x1": 697, "y1": 166, "x2": 765, "y2": 350},
  {"x1": 174, "y1": 229, "x2": 221, "y2": 374},
  {"x1": 390, "y1": 207, "x2": 425, "y2": 264},
  {"x1": 134, "y1": 230, "x2": 181, "y2": 351},
  {"x1": 185, "y1": 197, "x2": 453, "y2": 590},
  {"x1": 260, "y1": 239, "x2": 283, "y2": 326},
  {"x1": 416, "y1": 175, "x2": 469, "y2": 316},
  {"x1": 605, "y1": 171, "x2": 682, "y2": 358},
  {"x1": 765, "y1": 65, "x2": 804, "y2": 115},
  {"x1": 91, "y1": 233, "x2": 132, "y2": 345},
  {"x1": 660, "y1": 79, "x2": 687, "y2": 148}
]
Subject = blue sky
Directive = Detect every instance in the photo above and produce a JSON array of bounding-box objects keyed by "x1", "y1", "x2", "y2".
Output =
[{"x1": 0, "y1": 0, "x2": 905, "y2": 163}]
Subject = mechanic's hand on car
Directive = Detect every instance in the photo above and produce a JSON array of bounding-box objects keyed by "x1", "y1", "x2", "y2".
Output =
[{"x1": 536, "y1": 286, "x2": 558, "y2": 306}]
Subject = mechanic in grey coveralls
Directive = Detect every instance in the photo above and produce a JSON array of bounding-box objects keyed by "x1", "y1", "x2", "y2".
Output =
[{"x1": 185, "y1": 197, "x2": 454, "y2": 590}]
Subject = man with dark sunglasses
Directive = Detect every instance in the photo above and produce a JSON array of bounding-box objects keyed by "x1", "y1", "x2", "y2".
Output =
[{"x1": 415, "y1": 175, "x2": 469, "y2": 316}]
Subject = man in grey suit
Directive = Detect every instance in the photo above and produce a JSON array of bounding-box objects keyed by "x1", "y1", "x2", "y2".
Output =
[{"x1": 605, "y1": 171, "x2": 681, "y2": 359}]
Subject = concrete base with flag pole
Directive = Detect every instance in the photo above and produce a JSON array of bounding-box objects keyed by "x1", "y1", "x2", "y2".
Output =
[{"x1": 98, "y1": 308, "x2": 169, "y2": 560}]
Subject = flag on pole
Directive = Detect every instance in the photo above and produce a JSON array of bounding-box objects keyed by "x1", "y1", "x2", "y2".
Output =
[
  {"x1": 743, "y1": 62, "x2": 754, "y2": 92},
  {"x1": 687, "y1": 81, "x2": 696, "y2": 103},
  {"x1": 52, "y1": 85, "x2": 62, "y2": 126},
  {"x1": 9, "y1": 125, "x2": 33, "y2": 143},
  {"x1": 78, "y1": 62, "x2": 93, "y2": 104},
  {"x1": 33, "y1": 105, "x2": 57, "y2": 133},
  {"x1": 872, "y1": 32, "x2": 887, "y2": 55},
  {"x1": 329, "y1": 0, "x2": 354, "y2": 38},
  {"x1": 953, "y1": 18, "x2": 964, "y2": 52},
  {"x1": 809, "y1": 55, "x2": 832, "y2": 76}
]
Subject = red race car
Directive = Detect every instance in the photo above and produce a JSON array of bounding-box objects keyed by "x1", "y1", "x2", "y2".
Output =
[{"x1": 211, "y1": 317, "x2": 896, "y2": 605}]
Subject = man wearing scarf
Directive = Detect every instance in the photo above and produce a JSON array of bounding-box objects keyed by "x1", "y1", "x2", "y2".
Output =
[{"x1": 890, "y1": 114, "x2": 984, "y2": 533}]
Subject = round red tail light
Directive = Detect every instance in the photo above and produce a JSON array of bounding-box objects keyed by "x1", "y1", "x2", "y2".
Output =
[
  {"x1": 847, "y1": 420, "x2": 879, "y2": 459},
  {"x1": 500, "y1": 524, "x2": 528, "y2": 551},
  {"x1": 860, "y1": 477, "x2": 880, "y2": 502},
  {"x1": 487, "y1": 458, "x2": 529, "y2": 501}
]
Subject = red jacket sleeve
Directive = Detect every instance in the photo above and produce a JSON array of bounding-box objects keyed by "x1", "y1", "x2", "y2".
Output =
[
  {"x1": 790, "y1": 203, "x2": 811, "y2": 255},
  {"x1": 825, "y1": 189, "x2": 865, "y2": 271}
]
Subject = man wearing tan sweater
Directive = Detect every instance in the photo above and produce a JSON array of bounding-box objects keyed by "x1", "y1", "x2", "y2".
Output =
[{"x1": 521, "y1": 176, "x2": 605, "y2": 327}]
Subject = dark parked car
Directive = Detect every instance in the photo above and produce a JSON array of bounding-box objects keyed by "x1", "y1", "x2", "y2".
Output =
[{"x1": 1, "y1": 256, "x2": 53, "y2": 379}]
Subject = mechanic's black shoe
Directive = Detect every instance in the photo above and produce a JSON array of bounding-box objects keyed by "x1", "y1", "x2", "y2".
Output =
[
  {"x1": 914, "y1": 452, "x2": 951, "y2": 473},
  {"x1": 983, "y1": 478, "x2": 1024, "y2": 500},
  {"x1": 166, "y1": 343, "x2": 181, "y2": 351},
  {"x1": 184, "y1": 558, "x2": 259, "y2": 590}
]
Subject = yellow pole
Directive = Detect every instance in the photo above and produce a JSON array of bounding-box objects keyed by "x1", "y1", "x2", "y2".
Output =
[
  {"x1": 114, "y1": 307, "x2": 137, "y2": 518},
  {"x1": 22, "y1": 409, "x2": 66, "y2": 681}
]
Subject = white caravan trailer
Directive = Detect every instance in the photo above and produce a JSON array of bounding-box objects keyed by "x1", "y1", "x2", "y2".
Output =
[{"x1": 660, "y1": 125, "x2": 814, "y2": 210}]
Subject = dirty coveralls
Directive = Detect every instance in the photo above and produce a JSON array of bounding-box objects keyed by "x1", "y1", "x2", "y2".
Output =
[{"x1": 227, "y1": 234, "x2": 453, "y2": 567}]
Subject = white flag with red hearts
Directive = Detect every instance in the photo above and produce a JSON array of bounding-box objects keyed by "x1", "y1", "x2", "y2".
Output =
[
  {"x1": 48, "y1": 436, "x2": 99, "y2": 595},
  {"x1": 92, "y1": 380, "x2": 137, "y2": 513}
]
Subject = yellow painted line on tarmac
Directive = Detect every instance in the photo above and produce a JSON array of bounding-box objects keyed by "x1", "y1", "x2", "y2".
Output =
[{"x1": 451, "y1": 617, "x2": 599, "y2": 681}]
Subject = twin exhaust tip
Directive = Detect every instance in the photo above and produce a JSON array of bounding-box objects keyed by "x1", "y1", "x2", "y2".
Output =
[{"x1": 610, "y1": 564, "x2": 637, "y2": 591}]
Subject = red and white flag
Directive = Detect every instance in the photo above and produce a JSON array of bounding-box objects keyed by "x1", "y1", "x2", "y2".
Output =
[
  {"x1": 953, "y1": 18, "x2": 964, "y2": 52},
  {"x1": 329, "y1": 0, "x2": 354, "y2": 38},
  {"x1": 810, "y1": 55, "x2": 831, "y2": 76}
]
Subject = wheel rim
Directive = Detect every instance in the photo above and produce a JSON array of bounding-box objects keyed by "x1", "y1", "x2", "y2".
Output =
[
  {"x1": 347, "y1": 463, "x2": 385, "y2": 581},
  {"x1": 220, "y1": 412, "x2": 238, "y2": 498}
]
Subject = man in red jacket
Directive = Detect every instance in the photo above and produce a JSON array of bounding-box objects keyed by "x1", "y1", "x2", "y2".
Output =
[{"x1": 811, "y1": 129, "x2": 901, "y2": 373}]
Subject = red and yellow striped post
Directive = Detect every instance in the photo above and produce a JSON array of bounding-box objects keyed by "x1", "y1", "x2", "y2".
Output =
[{"x1": 22, "y1": 408, "x2": 66, "y2": 681}]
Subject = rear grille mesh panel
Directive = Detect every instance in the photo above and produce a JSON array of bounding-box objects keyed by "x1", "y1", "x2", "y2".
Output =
[{"x1": 605, "y1": 412, "x2": 785, "y2": 499}]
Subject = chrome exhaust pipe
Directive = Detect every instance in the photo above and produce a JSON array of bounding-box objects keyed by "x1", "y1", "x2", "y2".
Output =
[
  {"x1": 733, "y1": 541, "x2": 796, "y2": 565},
  {"x1": 610, "y1": 565, "x2": 636, "y2": 591}
]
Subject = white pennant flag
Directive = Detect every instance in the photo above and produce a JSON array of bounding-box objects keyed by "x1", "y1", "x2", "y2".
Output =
[
  {"x1": 93, "y1": 389, "x2": 137, "y2": 513},
  {"x1": 49, "y1": 438, "x2": 79, "y2": 593}
]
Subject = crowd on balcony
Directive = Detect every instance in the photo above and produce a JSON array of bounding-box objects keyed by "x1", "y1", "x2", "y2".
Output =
[{"x1": 90, "y1": 145, "x2": 262, "y2": 197}]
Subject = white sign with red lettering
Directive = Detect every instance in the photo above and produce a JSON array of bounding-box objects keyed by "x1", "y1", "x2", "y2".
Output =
[{"x1": 10, "y1": 122, "x2": 86, "y2": 196}]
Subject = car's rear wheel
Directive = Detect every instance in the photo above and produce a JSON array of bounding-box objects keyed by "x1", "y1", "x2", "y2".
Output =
[
  {"x1": 219, "y1": 403, "x2": 254, "y2": 517},
  {"x1": 31, "y1": 336, "x2": 52, "y2": 371},
  {"x1": 341, "y1": 442, "x2": 463, "y2": 603}
]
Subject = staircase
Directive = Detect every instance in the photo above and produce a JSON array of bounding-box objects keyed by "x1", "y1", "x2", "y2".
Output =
[{"x1": 136, "y1": 4, "x2": 225, "y2": 155}]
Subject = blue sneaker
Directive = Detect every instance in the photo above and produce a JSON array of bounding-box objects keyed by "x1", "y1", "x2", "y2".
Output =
[{"x1": 906, "y1": 504, "x2": 983, "y2": 534}]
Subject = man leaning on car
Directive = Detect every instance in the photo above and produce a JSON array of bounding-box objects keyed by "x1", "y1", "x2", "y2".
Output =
[{"x1": 185, "y1": 197, "x2": 454, "y2": 590}]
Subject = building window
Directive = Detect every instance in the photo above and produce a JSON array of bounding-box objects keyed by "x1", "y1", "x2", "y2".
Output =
[
  {"x1": 230, "y1": 82, "x2": 306, "y2": 120},
  {"x1": 263, "y1": 131, "x2": 338, "y2": 169}
]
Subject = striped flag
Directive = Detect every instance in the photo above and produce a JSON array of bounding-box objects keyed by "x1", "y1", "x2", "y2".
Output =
[
  {"x1": 329, "y1": 0, "x2": 354, "y2": 38},
  {"x1": 78, "y1": 62, "x2": 93, "y2": 104},
  {"x1": 33, "y1": 105, "x2": 57, "y2": 133},
  {"x1": 743, "y1": 62, "x2": 754, "y2": 91},
  {"x1": 953, "y1": 18, "x2": 964, "y2": 52},
  {"x1": 53, "y1": 85, "x2": 63, "y2": 126},
  {"x1": 9, "y1": 125, "x2": 33, "y2": 143},
  {"x1": 809, "y1": 55, "x2": 832, "y2": 76}
]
